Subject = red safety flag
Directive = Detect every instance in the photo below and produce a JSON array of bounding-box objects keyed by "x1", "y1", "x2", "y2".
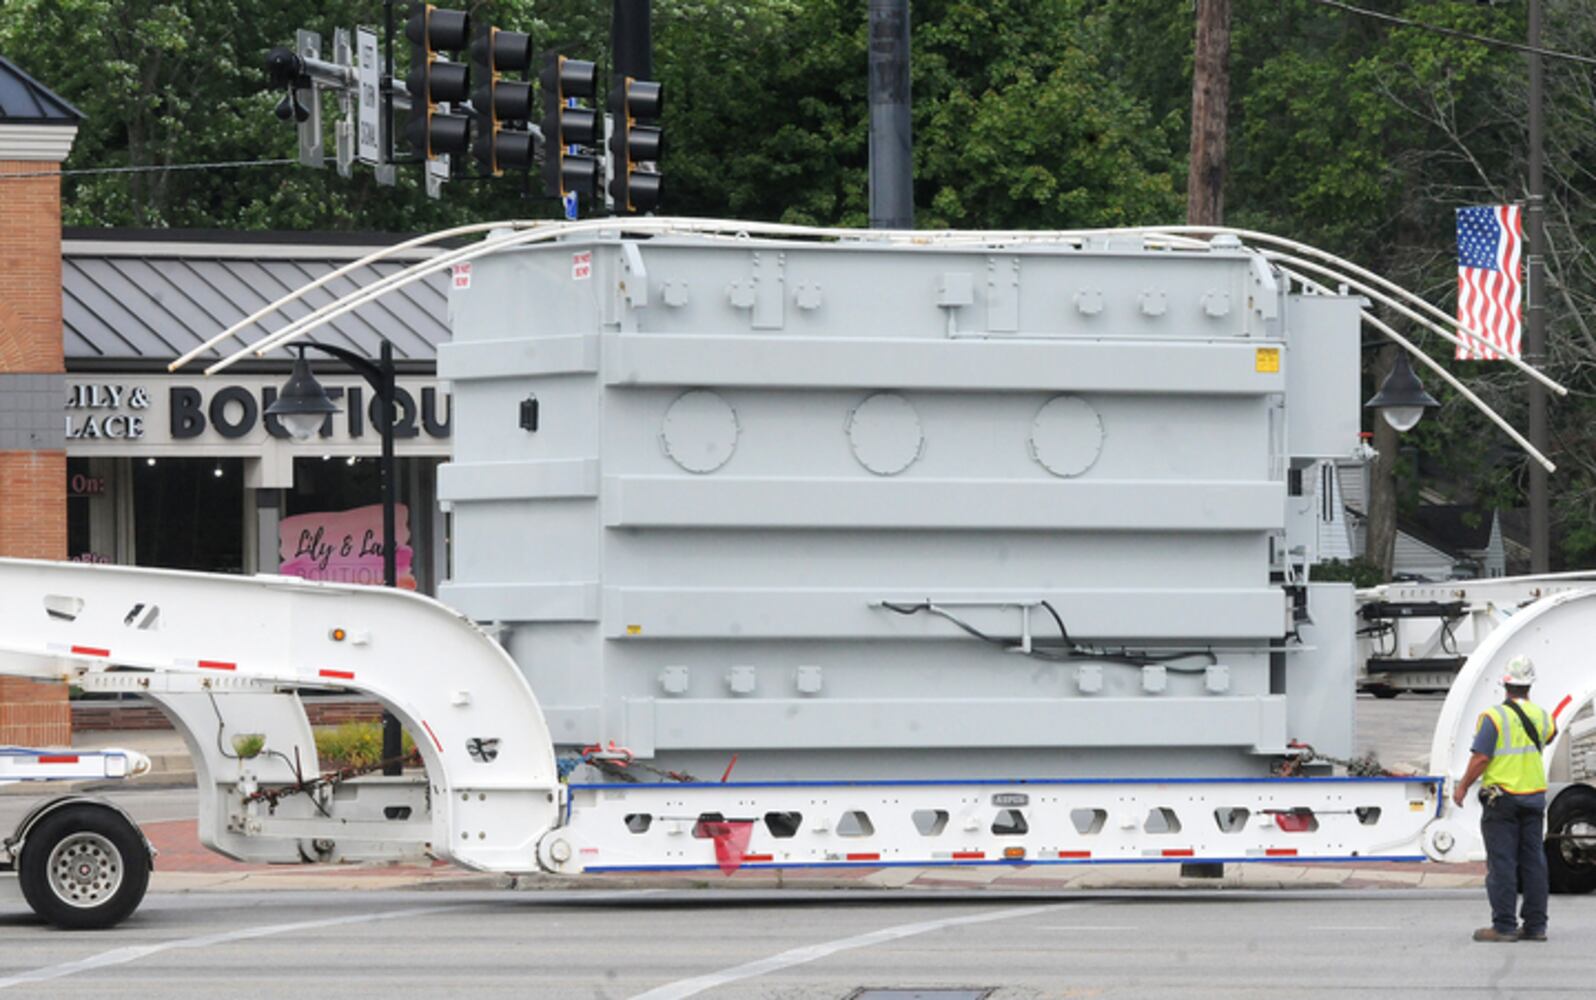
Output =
[{"x1": 697, "y1": 820, "x2": 755, "y2": 874}]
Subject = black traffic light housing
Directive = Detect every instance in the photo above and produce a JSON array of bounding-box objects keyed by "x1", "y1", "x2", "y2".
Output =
[
  {"x1": 539, "y1": 52, "x2": 601, "y2": 202},
  {"x1": 405, "y1": 3, "x2": 472, "y2": 158},
  {"x1": 607, "y1": 75, "x2": 663, "y2": 214},
  {"x1": 469, "y1": 25, "x2": 535, "y2": 174}
]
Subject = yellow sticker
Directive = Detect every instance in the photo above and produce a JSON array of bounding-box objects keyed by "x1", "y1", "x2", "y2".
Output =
[
  {"x1": 1255, "y1": 347, "x2": 1281, "y2": 373},
  {"x1": 626, "y1": 624, "x2": 642, "y2": 636},
  {"x1": 1410, "y1": 801, "x2": 1425, "y2": 811}
]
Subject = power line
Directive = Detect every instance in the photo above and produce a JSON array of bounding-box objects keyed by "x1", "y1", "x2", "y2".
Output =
[
  {"x1": 0, "y1": 157, "x2": 316, "y2": 181},
  {"x1": 1308, "y1": 0, "x2": 1596, "y2": 68}
]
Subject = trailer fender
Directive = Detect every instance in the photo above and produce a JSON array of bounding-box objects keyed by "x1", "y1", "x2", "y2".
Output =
[
  {"x1": 1424, "y1": 587, "x2": 1596, "y2": 862},
  {"x1": 4, "y1": 794, "x2": 155, "y2": 869}
]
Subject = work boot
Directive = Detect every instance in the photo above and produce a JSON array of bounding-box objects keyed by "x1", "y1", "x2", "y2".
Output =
[
  {"x1": 1519, "y1": 928, "x2": 1548, "y2": 942},
  {"x1": 1473, "y1": 927, "x2": 1519, "y2": 942}
]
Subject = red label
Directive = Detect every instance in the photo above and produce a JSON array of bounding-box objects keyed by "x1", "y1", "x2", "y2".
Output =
[{"x1": 572, "y1": 251, "x2": 593, "y2": 281}]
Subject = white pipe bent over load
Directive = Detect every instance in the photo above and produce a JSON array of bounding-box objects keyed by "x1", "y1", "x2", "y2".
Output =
[
  {"x1": 0, "y1": 558, "x2": 561, "y2": 873},
  {"x1": 1424, "y1": 585, "x2": 1596, "y2": 863}
]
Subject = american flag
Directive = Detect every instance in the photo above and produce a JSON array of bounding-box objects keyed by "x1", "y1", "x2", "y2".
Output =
[{"x1": 1455, "y1": 204, "x2": 1523, "y2": 360}]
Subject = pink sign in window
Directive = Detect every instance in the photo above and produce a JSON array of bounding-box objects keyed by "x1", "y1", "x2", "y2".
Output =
[{"x1": 279, "y1": 503, "x2": 416, "y2": 589}]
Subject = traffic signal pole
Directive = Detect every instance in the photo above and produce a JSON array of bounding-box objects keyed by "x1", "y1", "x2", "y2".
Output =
[
  {"x1": 1527, "y1": 0, "x2": 1549, "y2": 572},
  {"x1": 867, "y1": 0, "x2": 912, "y2": 229},
  {"x1": 612, "y1": 0, "x2": 651, "y2": 80}
]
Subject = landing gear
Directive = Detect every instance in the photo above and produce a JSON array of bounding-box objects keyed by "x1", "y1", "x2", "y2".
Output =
[
  {"x1": 18, "y1": 804, "x2": 151, "y2": 929},
  {"x1": 1546, "y1": 784, "x2": 1596, "y2": 895}
]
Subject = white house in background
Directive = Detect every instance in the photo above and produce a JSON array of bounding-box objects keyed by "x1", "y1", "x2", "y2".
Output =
[{"x1": 1328, "y1": 462, "x2": 1507, "y2": 581}]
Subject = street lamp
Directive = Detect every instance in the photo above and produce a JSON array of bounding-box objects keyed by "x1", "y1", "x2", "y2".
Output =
[
  {"x1": 1364, "y1": 352, "x2": 1439, "y2": 433},
  {"x1": 266, "y1": 339, "x2": 405, "y2": 775}
]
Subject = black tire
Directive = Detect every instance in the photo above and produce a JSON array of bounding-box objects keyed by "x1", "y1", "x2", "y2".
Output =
[
  {"x1": 18, "y1": 804, "x2": 151, "y2": 929},
  {"x1": 1546, "y1": 785, "x2": 1596, "y2": 895},
  {"x1": 1366, "y1": 685, "x2": 1400, "y2": 700}
]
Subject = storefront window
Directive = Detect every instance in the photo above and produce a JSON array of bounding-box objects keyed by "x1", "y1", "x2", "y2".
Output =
[
  {"x1": 280, "y1": 456, "x2": 441, "y2": 593},
  {"x1": 66, "y1": 458, "x2": 96, "y2": 561},
  {"x1": 133, "y1": 458, "x2": 245, "y2": 573}
]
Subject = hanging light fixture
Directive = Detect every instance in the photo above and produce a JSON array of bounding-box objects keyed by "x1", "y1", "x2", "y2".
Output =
[
  {"x1": 1365, "y1": 352, "x2": 1439, "y2": 432},
  {"x1": 266, "y1": 345, "x2": 342, "y2": 442}
]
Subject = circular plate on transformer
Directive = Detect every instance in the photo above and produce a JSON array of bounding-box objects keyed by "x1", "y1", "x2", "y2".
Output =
[
  {"x1": 1029, "y1": 395, "x2": 1104, "y2": 477},
  {"x1": 661, "y1": 390, "x2": 740, "y2": 473},
  {"x1": 846, "y1": 392, "x2": 924, "y2": 476}
]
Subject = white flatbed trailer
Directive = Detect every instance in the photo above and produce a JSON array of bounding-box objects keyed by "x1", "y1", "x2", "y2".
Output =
[{"x1": 3, "y1": 557, "x2": 1594, "y2": 929}]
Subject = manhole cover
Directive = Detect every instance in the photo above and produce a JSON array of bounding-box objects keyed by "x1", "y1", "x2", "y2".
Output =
[{"x1": 849, "y1": 991, "x2": 993, "y2": 1000}]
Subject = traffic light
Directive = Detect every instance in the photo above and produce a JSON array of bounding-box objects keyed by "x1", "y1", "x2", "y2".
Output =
[
  {"x1": 607, "y1": 75, "x2": 663, "y2": 214},
  {"x1": 539, "y1": 52, "x2": 601, "y2": 201},
  {"x1": 469, "y1": 25, "x2": 535, "y2": 174},
  {"x1": 404, "y1": 3, "x2": 471, "y2": 158}
]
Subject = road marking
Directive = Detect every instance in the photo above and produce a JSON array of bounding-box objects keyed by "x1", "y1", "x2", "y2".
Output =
[
  {"x1": 628, "y1": 902, "x2": 1082, "y2": 1000},
  {"x1": 0, "y1": 904, "x2": 457, "y2": 991}
]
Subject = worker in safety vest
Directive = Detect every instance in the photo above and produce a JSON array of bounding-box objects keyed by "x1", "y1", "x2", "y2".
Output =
[{"x1": 1451, "y1": 654, "x2": 1556, "y2": 943}]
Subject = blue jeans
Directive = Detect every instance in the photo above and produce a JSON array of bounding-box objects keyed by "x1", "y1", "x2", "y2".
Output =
[{"x1": 1480, "y1": 790, "x2": 1548, "y2": 934}]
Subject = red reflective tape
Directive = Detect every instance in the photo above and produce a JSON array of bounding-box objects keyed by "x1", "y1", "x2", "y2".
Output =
[
  {"x1": 70, "y1": 645, "x2": 110, "y2": 658},
  {"x1": 1555, "y1": 695, "x2": 1573, "y2": 721},
  {"x1": 319, "y1": 669, "x2": 355, "y2": 680},
  {"x1": 1162, "y1": 849, "x2": 1195, "y2": 857},
  {"x1": 952, "y1": 851, "x2": 986, "y2": 860},
  {"x1": 198, "y1": 660, "x2": 236, "y2": 671},
  {"x1": 845, "y1": 852, "x2": 881, "y2": 861},
  {"x1": 1265, "y1": 848, "x2": 1298, "y2": 857},
  {"x1": 1057, "y1": 850, "x2": 1092, "y2": 859},
  {"x1": 421, "y1": 720, "x2": 443, "y2": 753},
  {"x1": 742, "y1": 854, "x2": 774, "y2": 863},
  {"x1": 35, "y1": 755, "x2": 79, "y2": 765}
]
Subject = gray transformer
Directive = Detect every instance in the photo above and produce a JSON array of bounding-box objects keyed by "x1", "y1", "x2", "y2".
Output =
[{"x1": 438, "y1": 231, "x2": 1362, "y2": 781}]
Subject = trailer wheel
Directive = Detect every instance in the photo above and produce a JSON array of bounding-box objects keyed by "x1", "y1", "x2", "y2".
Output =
[
  {"x1": 18, "y1": 804, "x2": 151, "y2": 929},
  {"x1": 1546, "y1": 785, "x2": 1596, "y2": 895}
]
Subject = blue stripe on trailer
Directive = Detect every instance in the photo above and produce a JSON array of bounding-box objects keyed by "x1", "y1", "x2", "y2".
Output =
[
  {"x1": 582, "y1": 854, "x2": 1432, "y2": 873},
  {"x1": 569, "y1": 775, "x2": 1445, "y2": 791}
]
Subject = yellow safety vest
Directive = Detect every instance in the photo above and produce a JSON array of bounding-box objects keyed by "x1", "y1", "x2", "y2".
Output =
[{"x1": 1479, "y1": 700, "x2": 1554, "y2": 795}]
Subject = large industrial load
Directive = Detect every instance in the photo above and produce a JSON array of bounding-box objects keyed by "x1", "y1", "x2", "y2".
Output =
[
  {"x1": 5, "y1": 222, "x2": 1592, "y2": 928},
  {"x1": 437, "y1": 229, "x2": 1363, "y2": 781}
]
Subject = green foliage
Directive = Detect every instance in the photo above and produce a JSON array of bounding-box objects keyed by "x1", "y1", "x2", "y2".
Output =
[
  {"x1": 314, "y1": 721, "x2": 415, "y2": 770},
  {"x1": 1313, "y1": 557, "x2": 1386, "y2": 589}
]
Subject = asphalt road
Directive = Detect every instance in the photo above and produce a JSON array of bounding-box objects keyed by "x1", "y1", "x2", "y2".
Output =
[{"x1": 2, "y1": 887, "x2": 1592, "y2": 999}]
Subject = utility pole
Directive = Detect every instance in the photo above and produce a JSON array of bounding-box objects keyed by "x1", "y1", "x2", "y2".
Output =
[
  {"x1": 868, "y1": 0, "x2": 912, "y2": 230},
  {"x1": 1186, "y1": 0, "x2": 1229, "y2": 225},
  {"x1": 1527, "y1": 0, "x2": 1549, "y2": 572}
]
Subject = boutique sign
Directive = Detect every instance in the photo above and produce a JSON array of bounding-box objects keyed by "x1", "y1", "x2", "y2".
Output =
[{"x1": 64, "y1": 375, "x2": 450, "y2": 453}]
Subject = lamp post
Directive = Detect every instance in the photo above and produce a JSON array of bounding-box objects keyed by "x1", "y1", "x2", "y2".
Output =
[
  {"x1": 1364, "y1": 351, "x2": 1439, "y2": 433},
  {"x1": 266, "y1": 339, "x2": 405, "y2": 775}
]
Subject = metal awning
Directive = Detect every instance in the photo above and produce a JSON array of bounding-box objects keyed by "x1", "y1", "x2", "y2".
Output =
[{"x1": 63, "y1": 232, "x2": 449, "y2": 370}]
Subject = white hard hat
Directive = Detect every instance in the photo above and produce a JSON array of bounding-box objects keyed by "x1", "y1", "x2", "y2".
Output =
[{"x1": 1502, "y1": 655, "x2": 1537, "y2": 686}]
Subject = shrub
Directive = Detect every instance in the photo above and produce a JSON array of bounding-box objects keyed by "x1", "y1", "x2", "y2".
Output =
[{"x1": 314, "y1": 722, "x2": 417, "y2": 771}]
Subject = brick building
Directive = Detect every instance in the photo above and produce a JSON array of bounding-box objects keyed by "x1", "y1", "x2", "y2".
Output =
[{"x1": 0, "y1": 56, "x2": 79, "y2": 744}]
